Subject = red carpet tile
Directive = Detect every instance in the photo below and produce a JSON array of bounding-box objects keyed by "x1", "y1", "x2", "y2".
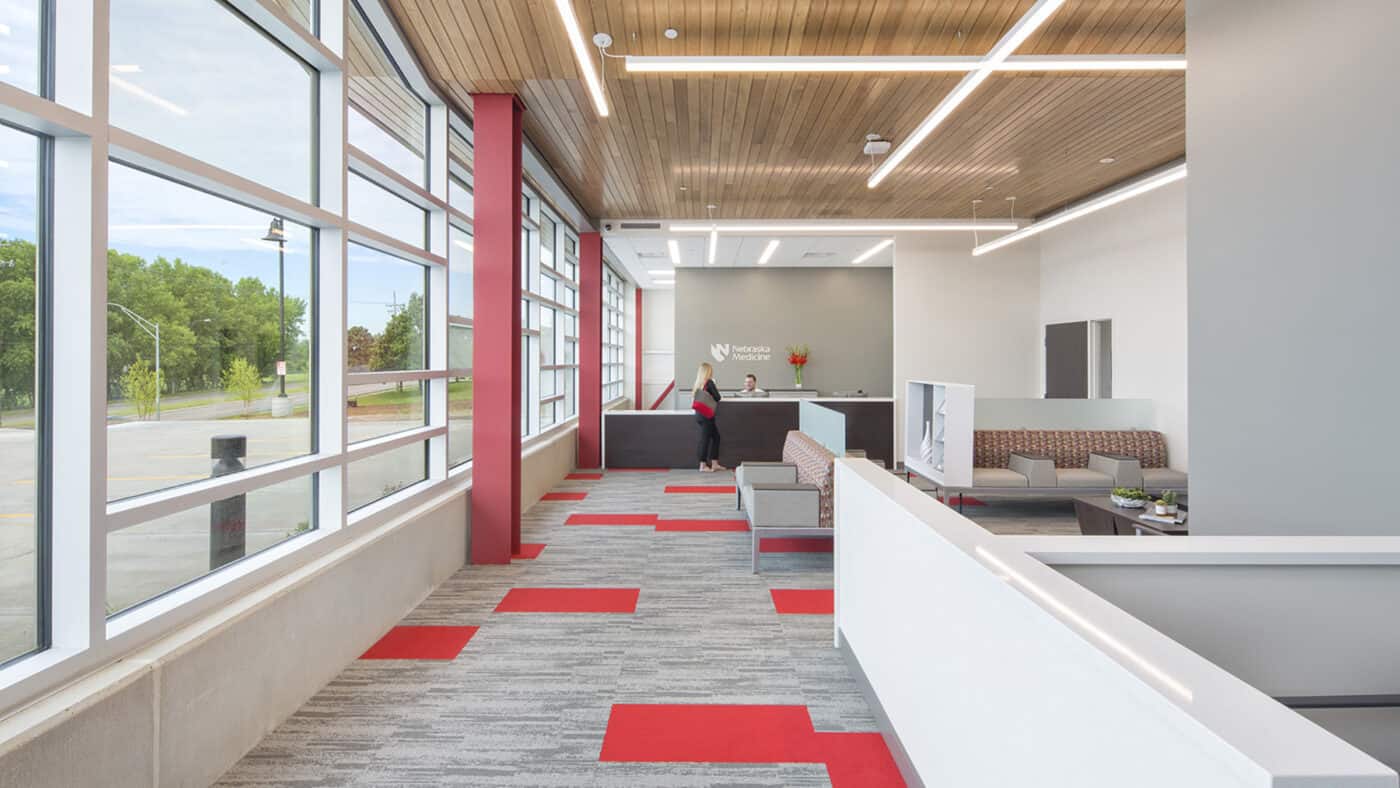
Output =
[
  {"x1": 495, "y1": 588, "x2": 640, "y2": 613},
  {"x1": 512, "y1": 543, "x2": 547, "y2": 559},
  {"x1": 609, "y1": 467, "x2": 669, "y2": 472},
  {"x1": 655, "y1": 519, "x2": 750, "y2": 532},
  {"x1": 566, "y1": 513, "x2": 658, "y2": 526},
  {"x1": 599, "y1": 704, "x2": 903, "y2": 787},
  {"x1": 566, "y1": 472, "x2": 604, "y2": 480},
  {"x1": 770, "y1": 589, "x2": 835, "y2": 615},
  {"x1": 542, "y1": 491, "x2": 588, "y2": 501},
  {"x1": 664, "y1": 485, "x2": 738, "y2": 494},
  {"x1": 759, "y1": 537, "x2": 834, "y2": 553},
  {"x1": 360, "y1": 626, "x2": 479, "y2": 660},
  {"x1": 936, "y1": 495, "x2": 987, "y2": 506}
]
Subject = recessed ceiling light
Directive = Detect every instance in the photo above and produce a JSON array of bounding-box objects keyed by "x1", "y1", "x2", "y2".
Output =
[
  {"x1": 664, "y1": 27, "x2": 679, "y2": 39},
  {"x1": 679, "y1": 185, "x2": 688, "y2": 191},
  {"x1": 667, "y1": 238, "x2": 681, "y2": 265},
  {"x1": 852, "y1": 239, "x2": 894, "y2": 264},
  {"x1": 757, "y1": 239, "x2": 780, "y2": 265},
  {"x1": 1099, "y1": 157, "x2": 1116, "y2": 164}
]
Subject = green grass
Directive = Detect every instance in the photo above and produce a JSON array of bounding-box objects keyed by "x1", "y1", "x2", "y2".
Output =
[{"x1": 351, "y1": 379, "x2": 473, "y2": 408}]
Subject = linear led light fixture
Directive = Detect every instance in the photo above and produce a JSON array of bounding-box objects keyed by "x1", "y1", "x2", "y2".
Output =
[
  {"x1": 646, "y1": 269, "x2": 673, "y2": 275},
  {"x1": 667, "y1": 238, "x2": 681, "y2": 265},
  {"x1": 869, "y1": 0, "x2": 1067, "y2": 189},
  {"x1": 553, "y1": 0, "x2": 609, "y2": 117},
  {"x1": 668, "y1": 221, "x2": 1017, "y2": 233},
  {"x1": 706, "y1": 227, "x2": 718, "y2": 264},
  {"x1": 851, "y1": 239, "x2": 894, "y2": 264},
  {"x1": 627, "y1": 54, "x2": 1183, "y2": 74},
  {"x1": 973, "y1": 162, "x2": 1186, "y2": 256},
  {"x1": 110, "y1": 74, "x2": 189, "y2": 117},
  {"x1": 757, "y1": 239, "x2": 780, "y2": 264}
]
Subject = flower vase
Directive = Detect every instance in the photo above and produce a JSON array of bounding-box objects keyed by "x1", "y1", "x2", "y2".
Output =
[{"x1": 794, "y1": 366, "x2": 803, "y2": 387}]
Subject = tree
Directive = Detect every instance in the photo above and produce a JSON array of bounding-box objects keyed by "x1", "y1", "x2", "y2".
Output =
[
  {"x1": 120, "y1": 358, "x2": 161, "y2": 420},
  {"x1": 0, "y1": 239, "x2": 38, "y2": 422},
  {"x1": 371, "y1": 293, "x2": 425, "y2": 390},
  {"x1": 347, "y1": 326, "x2": 375, "y2": 370},
  {"x1": 222, "y1": 357, "x2": 263, "y2": 414}
]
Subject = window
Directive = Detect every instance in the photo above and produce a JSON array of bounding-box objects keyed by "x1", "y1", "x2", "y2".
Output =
[
  {"x1": 603, "y1": 264, "x2": 626, "y2": 402},
  {"x1": 107, "y1": 473, "x2": 316, "y2": 614},
  {"x1": 346, "y1": 242, "x2": 428, "y2": 443},
  {"x1": 347, "y1": 441, "x2": 426, "y2": 511},
  {"x1": 0, "y1": 0, "x2": 42, "y2": 95},
  {"x1": 106, "y1": 162, "x2": 314, "y2": 502},
  {"x1": 0, "y1": 124, "x2": 43, "y2": 663},
  {"x1": 110, "y1": 0, "x2": 317, "y2": 202},
  {"x1": 448, "y1": 226, "x2": 472, "y2": 467},
  {"x1": 520, "y1": 202, "x2": 579, "y2": 437},
  {"x1": 348, "y1": 170, "x2": 426, "y2": 247},
  {"x1": 347, "y1": 4, "x2": 426, "y2": 186}
]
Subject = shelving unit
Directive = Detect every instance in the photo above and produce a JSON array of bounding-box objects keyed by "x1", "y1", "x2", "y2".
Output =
[{"x1": 904, "y1": 380, "x2": 975, "y2": 488}]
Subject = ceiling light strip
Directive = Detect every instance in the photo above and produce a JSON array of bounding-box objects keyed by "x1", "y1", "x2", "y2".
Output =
[
  {"x1": 757, "y1": 239, "x2": 780, "y2": 264},
  {"x1": 851, "y1": 239, "x2": 894, "y2": 264},
  {"x1": 868, "y1": 0, "x2": 1067, "y2": 189},
  {"x1": 707, "y1": 227, "x2": 718, "y2": 264},
  {"x1": 627, "y1": 55, "x2": 982, "y2": 73},
  {"x1": 552, "y1": 0, "x2": 609, "y2": 117},
  {"x1": 667, "y1": 238, "x2": 681, "y2": 265},
  {"x1": 625, "y1": 53, "x2": 1182, "y2": 74},
  {"x1": 668, "y1": 222, "x2": 1017, "y2": 233},
  {"x1": 972, "y1": 162, "x2": 1186, "y2": 257}
]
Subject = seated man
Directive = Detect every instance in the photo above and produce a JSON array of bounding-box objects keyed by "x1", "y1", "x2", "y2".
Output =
[{"x1": 733, "y1": 372, "x2": 768, "y2": 398}]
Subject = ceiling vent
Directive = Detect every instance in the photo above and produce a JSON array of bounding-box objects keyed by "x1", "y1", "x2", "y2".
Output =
[
  {"x1": 801, "y1": 251, "x2": 836, "y2": 259},
  {"x1": 618, "y1": 221, "x2": 663, "y2": 230},
  {"x1": 635, "y1": 251, "x2": 669, "y2": 259}
]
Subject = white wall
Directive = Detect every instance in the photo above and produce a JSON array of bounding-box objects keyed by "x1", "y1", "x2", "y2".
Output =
[
  {"x1": 1038, "y1": 180, "x2": 1189, "y2": 470},
  {"x1": 641, "y1": 287, "x2": 675, "y2": 409},
  {"x1": 1186, "y1": 0, "x2": 1400, "y2": 535},
  {"x1": 893, "y1": 233, "x2": 1040, "y2": 457}
]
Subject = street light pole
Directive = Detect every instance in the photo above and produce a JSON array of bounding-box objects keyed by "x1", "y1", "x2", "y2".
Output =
[
  {"x1": 107, "y1": 302, "x2": 161, "y2": 420},
  {"x1": 262, "y1": 218, "x2": 289, "y2": 405}
]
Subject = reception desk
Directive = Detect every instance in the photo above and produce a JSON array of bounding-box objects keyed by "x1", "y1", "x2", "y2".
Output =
[{"x1": 604, "y1": 398, "x2": 894, "y2": 469}]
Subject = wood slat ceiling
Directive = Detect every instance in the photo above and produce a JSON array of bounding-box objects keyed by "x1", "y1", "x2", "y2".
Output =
[{"x1": 386, "y1": 0, "x2": 1184, "y2": 221}]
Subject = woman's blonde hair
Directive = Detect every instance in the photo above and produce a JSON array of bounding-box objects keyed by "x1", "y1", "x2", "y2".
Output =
[{"x1": 692, "y1": 362, "x2": 713, "y2": 395}]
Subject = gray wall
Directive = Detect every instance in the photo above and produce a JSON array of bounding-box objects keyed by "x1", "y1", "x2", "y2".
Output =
[
  {"x1": 1187, "y1": 0, "x2": 1400, "y2": 535},
  {"x1": 674, "y1": 268, "x2": 893, "y2": 396}
]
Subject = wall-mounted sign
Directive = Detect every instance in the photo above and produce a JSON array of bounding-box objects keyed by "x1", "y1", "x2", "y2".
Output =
[{"x1": 710, "y1": 343, "x2": 771, "y2": 363}]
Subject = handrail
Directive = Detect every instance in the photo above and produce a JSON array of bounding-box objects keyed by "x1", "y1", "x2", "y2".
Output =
[{"x1": 649, "y1": 380, "x2": 675, "y2": 410}]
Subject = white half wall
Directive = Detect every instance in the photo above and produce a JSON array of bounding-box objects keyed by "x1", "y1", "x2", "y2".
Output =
[
  {"x1": 641, "y1": 287, "x2": 675, "y2": 409},
  {"x1": 1038, "y1": 180, "x2": 1188, "y2": 470},
  {"x1": 1186, "y1": 0, "x2": 1400, "y2": 534},
  {"x1": 893, "y1": 233, "x2": 1040, "y2": 458}
]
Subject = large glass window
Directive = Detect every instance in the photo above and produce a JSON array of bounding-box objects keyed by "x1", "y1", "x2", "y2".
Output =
[
  {"x1": 347, "y1": 242, "x2": 428, "y2": 445},
  {"x1": 347, "y1": 441, "x2": 425, "y2": 511},
  {"x1": 347, "y1": 4, "x2": 426, "y2": 185},
  {"x1": 448, "y1": 226, "x2": 472, "y2": 467},
  {"x1": 348, "y1": 171, "x2": 426, "y2": 247},
  {"x1": 0, "y1": 124, "x2": 42, "y2": 663},
  {"x1": 0, "y1": 1, "x2": 41, "y2": 95},
  {"x1": 106, "y1": 163, "x2": 314, "y2": 502},
  {"x1": 603, "y1": 264, "x2": 626, "y2": 402},
  {"x1": 107, "y1": 473, "x2": 315, "y2": 615},
  {"x1": 110, "y1": 0, "x2": 317, "y2": 202}
]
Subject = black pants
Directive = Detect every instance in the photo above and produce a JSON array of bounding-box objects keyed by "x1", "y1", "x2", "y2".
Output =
[{"x1": 696, "y1": 417, "x2": 720, "y2": 464}]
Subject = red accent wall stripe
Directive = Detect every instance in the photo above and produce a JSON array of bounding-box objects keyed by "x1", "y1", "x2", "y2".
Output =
[
  {"x1": 578, "y1": 232, "x2": 603, "y2": 469},
  {"x1": 469, "y1": 94, "x2": 523, "y2": 564}
]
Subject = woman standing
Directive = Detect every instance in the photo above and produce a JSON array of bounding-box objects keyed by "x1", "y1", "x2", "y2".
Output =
[{"x1": 691, "y1": 362, "x2": 725, "y2": 472}]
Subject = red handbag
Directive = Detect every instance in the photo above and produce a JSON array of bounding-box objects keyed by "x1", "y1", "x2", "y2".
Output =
[{"x1": 691, "y1": 388, "x2": 717, "y2": 418}]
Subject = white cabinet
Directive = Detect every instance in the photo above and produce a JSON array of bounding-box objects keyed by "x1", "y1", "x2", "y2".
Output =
[{"x1": 904, "y1": 381, "x2": 974, "y2": 488}]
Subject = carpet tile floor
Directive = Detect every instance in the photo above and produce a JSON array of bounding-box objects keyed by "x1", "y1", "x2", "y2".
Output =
[{"x1": 217, "y1": 469, "x2": 902, "y2": 787}]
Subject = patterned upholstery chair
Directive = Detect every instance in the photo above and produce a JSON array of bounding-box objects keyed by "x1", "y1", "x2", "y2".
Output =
[{"x1": 739, "y1": 431, "x2": 836, "y2": 572}]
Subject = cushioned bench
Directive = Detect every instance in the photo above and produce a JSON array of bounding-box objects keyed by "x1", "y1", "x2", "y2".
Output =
[
  {"x1": 939, "y1": 429, "x2": 1187, "y2": 507},
  {"x1": 737, "y1": 431, "x2": 835, "y2": 572}
]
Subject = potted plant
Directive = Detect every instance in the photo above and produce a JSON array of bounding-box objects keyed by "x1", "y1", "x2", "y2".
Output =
[
  {"x1": 1110, "y1": 487, "x2": 1149, "y2": 508},
  {"x1": 786, "y1": 344, "x2": 809, "y2": 387},
  {"x1": 1154, "y1": 490, "x2": 1178, "y2": 516}
]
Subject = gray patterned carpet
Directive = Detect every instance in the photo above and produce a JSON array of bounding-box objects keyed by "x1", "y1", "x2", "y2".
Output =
[{"x1": 217, "y1": 469, "x2": 878, "y2": 786}]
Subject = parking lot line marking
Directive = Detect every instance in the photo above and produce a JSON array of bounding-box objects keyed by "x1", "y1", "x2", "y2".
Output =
[
  {"x1": 108, "y1": 474, "x2": 206, "y2": 482},
  {"x1": 0, "y1": 513, "x2": 34, "y2": 520}
]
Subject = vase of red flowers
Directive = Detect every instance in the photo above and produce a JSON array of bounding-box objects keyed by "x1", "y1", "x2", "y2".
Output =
[{"x1": 786, "y1": 344, "x2": 809, "y2": 387}]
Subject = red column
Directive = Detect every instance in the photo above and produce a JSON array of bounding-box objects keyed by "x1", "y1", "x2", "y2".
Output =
[
  {"x1": 634, "y1": 287, "x2": 644, "y2": 409},
  {"x1": 470, "y1": 94, "x2": 523, "y2": 563},
  {"x1": 578, "y1": 232, "x2": 603, "y2": 468}
]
